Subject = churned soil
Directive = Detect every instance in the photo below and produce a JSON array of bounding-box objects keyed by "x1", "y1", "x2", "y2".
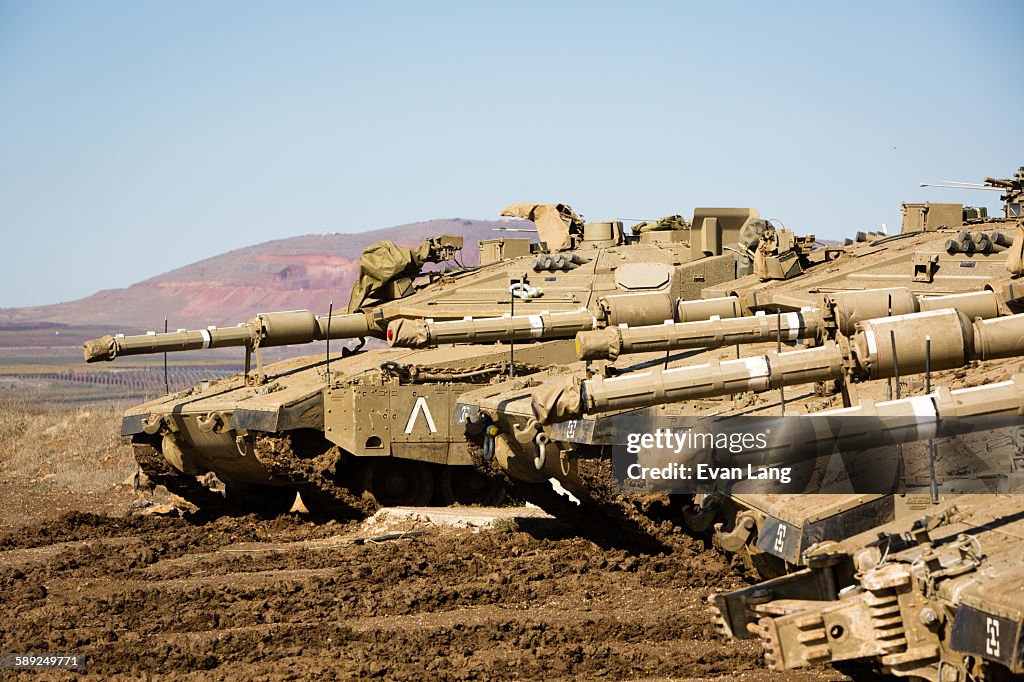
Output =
[
  {"x1": 0, "y1": 394, "x2": 856, "y2": 679},
  {"x1": 0, "y1": 502, "x2": 853, "y2": 681}
]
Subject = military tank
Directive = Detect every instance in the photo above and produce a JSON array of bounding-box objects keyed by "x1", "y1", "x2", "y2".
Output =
[
  {"x1": 84, "y1": 202, "x2": 772, "y2": 515},
  {"x1": 710, "y1": 490, "x2": 1024, "y2": 680},
  {"x1": 447, "y1": 167, "x2": 1024, "y2": 565}
]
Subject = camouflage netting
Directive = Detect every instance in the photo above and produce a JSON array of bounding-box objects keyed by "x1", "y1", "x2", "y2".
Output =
[
  {"x1": 631, "y1": 214, "x2": 689, "y2": 234},
  {"x1": 531, "y1": 374, "x2": 583, "y2": 425},
  {"x1": 500, "y1": 202, "x2": 584, "y2": 251},
  {"x1": 347, "y1": 240, "x2": 433, "y2": 313}
]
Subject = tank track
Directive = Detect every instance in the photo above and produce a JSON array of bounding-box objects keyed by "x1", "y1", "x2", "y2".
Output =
[
  {"x1": 465, "y1": 434, "x2": 688, "y2": 551},
  {"x1": 252, "y1": 433, "x2": 377, "y2": 520},
  {"x1": 706, "y1": 595, "x2": 733, "y2": 639},
  {"x1": 573, "y1": 457, "x2": 697, "y2": 549},
  {"x1": 572, "y1": 457, "x2": 796, "y2": 575},
  {"x1": 131, "y1": 440, "x2": 232, "y2": 514},
  {"x1": 508, "y1": 479, "x2": 660, "y2": 550}
]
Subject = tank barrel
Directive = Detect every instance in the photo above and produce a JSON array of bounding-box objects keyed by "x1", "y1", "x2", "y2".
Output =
[
  {"x1": 575, "y1": 288, "x2": 1005, "y2": 361},
  {"x1": 385, "y1": 292, "x2": 745, "y2": 349},
  {"x1": 531, "y1": 309, "x2": 1024, "y2": 423},
  {"x1": 825, "y1": 373, "x2": 1024, "y2": 421},
  {"x1": 581, "y1": 343, "x2": 843, "y2": 419},
  {"x1": 386, "y1": 310, "x2": 598, "y2": 348},
  {"x1": 637, "y1": 374, "x2": 1024, "y2": 485},
  {"x1": 83, "y1": 310, "x2": 377, "y2": 362},
  {"x1": 919, "y1": 181, "x2": 1004, "y2": 191},
  {"x1": 576, "y1": 309, "x2": 825, "y2": 360},
  {"x1": 84, "y1": 326, "x2": 257, "y2": 362},
  {"x1": 314, "y1": 311, "x2": 375, "y2": 340},
  {"x1": 824, "y1": 287, "x2": 1005, "y2": 335}
]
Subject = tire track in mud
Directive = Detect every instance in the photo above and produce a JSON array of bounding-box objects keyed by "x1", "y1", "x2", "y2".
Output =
[{"x1": 0, "y1": 512, "x2": 849, "y2": 681}]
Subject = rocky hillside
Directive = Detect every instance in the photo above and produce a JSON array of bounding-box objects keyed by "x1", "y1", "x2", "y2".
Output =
[{"x1": 0, "y1": 219, "x2": 516, "y2": 329}]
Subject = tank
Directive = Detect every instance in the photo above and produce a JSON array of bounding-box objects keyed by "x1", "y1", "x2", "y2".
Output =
[
  {"x1": 448, "y1": 167, "x2": 1024, "y2": 569},
  {"x1": 84, "y1": 203, "x2": 771, "y2": 515},
  {"x1": 672, "y1": 167, "x2": 1024, "y2": 680},
  {"x1": 710, "y1": 490, "x2": 1024, "y2": 680}
]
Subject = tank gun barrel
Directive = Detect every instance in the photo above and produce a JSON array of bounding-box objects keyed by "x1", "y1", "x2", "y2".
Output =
[
  {"x1": 575, "y1": 288, "x2": 1004, "y2": 361},
  {"x1": 576, "y1": 309, "x2": 825, "y2": 360},
  {"x1": 386, "y1": 292, "x2": 745, "y2": 349},
  {"x1": 387, "y1": 310, "x2": 597, "y2": 348},
  {"x1": 631, "y1": 373, "x2": 1024, "y2": 491},
  {"x1": 83, "y1": 310, "x2": 375, "y2": 363},
  {"x1": 532, "y1": 309, "x2": 1024, "y2": 424}
]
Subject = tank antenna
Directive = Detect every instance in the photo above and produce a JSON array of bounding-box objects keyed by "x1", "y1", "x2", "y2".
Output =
[
  {"x1": 163, "y1": 317, "x2": 169, "y2": 395},
  {"x1": 919, "y1": 182, "x2": 1002, "y2": 191},
  {"x1": 509, "y1": 277, "x2": 516, "y2": 377},
  {"x1": 924, "y1": 335, "x2": 931, "y2": 394},
  {"x1": 925, "y1": 335, "x2": 938, "y2": 504},
  {"x1": 886, "y1": 295, "x2": 894, "y2": 401},
  {"x1": 777, "y1": 308, "x2": 785, "y2": 415},
  {"x1": 326, "y1": 300, "x2": 333, "y2": 384},
  {"x1": 890, "y1": 330, "x2": 901, "y2": 400}
]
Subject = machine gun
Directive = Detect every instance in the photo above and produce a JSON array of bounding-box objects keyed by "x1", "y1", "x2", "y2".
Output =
[{"x1": 920, "y1": 164, "x2": 1024, "y2": 219}]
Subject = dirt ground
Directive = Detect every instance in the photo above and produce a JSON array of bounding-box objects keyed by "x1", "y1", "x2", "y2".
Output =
[
  {"x1": 0, "y1": 398, "x2": 853, "y2": 681},
  {"x1": 0, "y1": 501, "x2": 854, "y2": 681}
]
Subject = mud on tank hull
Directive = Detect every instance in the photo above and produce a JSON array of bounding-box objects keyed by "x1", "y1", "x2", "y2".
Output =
[{"x1": 122, "y1": 345, "x2": 548, "y2": 515}]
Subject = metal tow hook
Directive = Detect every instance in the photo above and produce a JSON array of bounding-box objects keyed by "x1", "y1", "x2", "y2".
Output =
[
  {"x1": 196, "y1": 412, "x2": 223, "y2": 433},
  {"x1": 141, "y1": 415, "x2": 165, "y2": 435},
  {"x1": 512, "y1": 419, "x2": 548, "y2": 471},
  {"x1": 235, "y1": 434, "x2": 252, "y2": 457},
  {"x1": 533, "y1": 431, "x2": 550, "y2": 471},
  {"x1": 482, "y1": 425, "x2": 500, "y2": 462}
]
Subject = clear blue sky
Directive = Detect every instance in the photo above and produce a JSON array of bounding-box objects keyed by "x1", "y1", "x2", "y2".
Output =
[{"x1": 1, "y1": 0, "x2": 1020, "y2": 307}]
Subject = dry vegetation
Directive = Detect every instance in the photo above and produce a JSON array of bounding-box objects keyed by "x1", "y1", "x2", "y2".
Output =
[{"x1": 0, "y1": 391, "x2": 135, "y2": 493}]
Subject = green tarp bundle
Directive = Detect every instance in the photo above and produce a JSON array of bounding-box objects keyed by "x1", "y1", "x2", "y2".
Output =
[
  {"x1": 347, "y1": 240, "x2": 433, "y2": 313},
  {"x1": 631, "y1": 214, "x2": 689, "y2": 234}
]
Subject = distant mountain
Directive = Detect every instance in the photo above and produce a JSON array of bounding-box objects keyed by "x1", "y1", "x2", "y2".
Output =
[{"x1": 0, "y1": 219, "x2": 520, "y2": 329}]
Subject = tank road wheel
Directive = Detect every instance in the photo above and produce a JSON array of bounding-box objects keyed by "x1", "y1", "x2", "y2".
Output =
[
  {"x1": 437, "y1": 466, "x2": 507, "y2": 506},
  {"x1": 132, "y1": 438, "x2": 232, "y2": 516},
  {"x1": 224, "y1": 482, "x2": 297, "y2": 517},
  {"x1": 361, "y1": 459, "x2": 434, "y2": 507}
]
